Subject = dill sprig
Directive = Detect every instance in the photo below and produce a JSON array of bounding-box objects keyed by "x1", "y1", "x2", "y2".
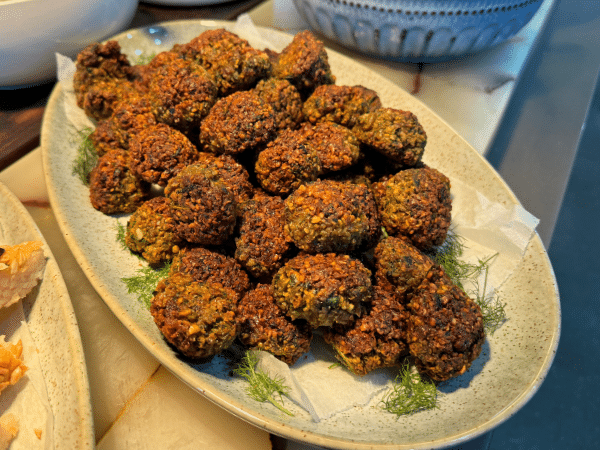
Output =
[
  {"x1": 430, "y1": 231, "x2": 507, "y2": 334},
  {"x1": 472, "y1": 263, "x2": 508, "y2": 335},
  {"x1": 133, "y1": 52, "x2": 156, "y2": 66},
  {"x1": 233, "y1": 351, "x2": 294, "y2": 416},
  {"x1": 381, "y1": 362, "x2": 438, "y2": 416},
  {"x1": 71, "y1": 126, "x2": 97, "y2": 185},
  {"x1": 121, "y1": 262, "x2": 170, "y2": 308},
  {"x1": 115, "y1": 221, "x2": 129, "y2": 251}
]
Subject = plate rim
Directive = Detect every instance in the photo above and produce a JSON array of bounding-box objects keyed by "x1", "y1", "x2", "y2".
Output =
[{"x1": 40, "y1": 19, "x2": 561, "y2": 449}]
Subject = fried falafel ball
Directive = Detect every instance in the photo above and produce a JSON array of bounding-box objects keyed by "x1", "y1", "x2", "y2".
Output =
[
  {"x1": 372, "y1": 166, "x2": 451, "y2": 251},
  {"x1": 80, "y1": 78, "x2": 139, "y2": 122},
  {"x1": 125, "y1": 197, "x2": 182, "y2": 266},
  {"x1": 169, "y1": 246, "x2": 250, "y2": 301},
  {"x1": 302, "y1": 84, "x2": 381, "y2": 128},
  {"x1": 238, "y1": 284, "x2": 312, "y2": 365},
  {"x1": 352, "y1": 108, "x2": 427, "y2": 167},
  {"x1": 89, "y1": 150, "x2": 150, "y2": 214},
  {"x1": 90, "y1": 96, "x2": 157, "y2": 156},
  {"x1": 255, "y1": 128, "x2": 322, "y2": 195},
  {"x1": 129, "y1": 123, "x2": 199, "y2": 186},
  {"x1": 195, "y1": 152, "x2": 254, "y2": 208},
  {"x1": 176, "y1": 28, "x2": 271, "y2": 96},
  {"x1": 406, "y1": 266, "x2": 485, "y2": 381},
  {"x1": 73, "y1": 41, "x2": 139, "y2": 121},
  {"x1": 235, "y1": 193, "x2": 293, "y2": 280},
  {"x1": 272, "y1": 253, "x2": 373, "y2": 328},
  {"x1": 147, "y1": 51, "x2": 218, "y2": 133},
  {"x1": 199, "y1": 91, "x2": 276, "y2": 156},
  {"x1": 272, "y1": 30, "x2": 335, "y2": 98},
  {"x1": 283, "y1": 180, "x2": 380, "y2": 254},
  {"x1": 151, "y1": 272, "x2": 239, "y2": 359},
  {"x1": 164, "y1": 164, "x2": 236, "y2": 245},
  {"x1": 324, "y1": 286, "x2": 410, "y2": 376},
  {"x1": 301, "y1": 122, "x2": 361, "y2": 173},
  {"x1": 253, "y1": 78, "x2": 304, "y2": 130},
  {"x1": 373, "y1": 236, "x2": 435, "y2": 297}
]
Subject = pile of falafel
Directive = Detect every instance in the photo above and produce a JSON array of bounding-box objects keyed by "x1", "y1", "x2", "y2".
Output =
[{"x1": 73, "y1": 28, "x2": 484, "y2": 382}]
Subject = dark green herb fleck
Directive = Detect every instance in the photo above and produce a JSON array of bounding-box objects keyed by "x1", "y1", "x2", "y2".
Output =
[{"x1": 71, "y1": 126, "x2": 97, "y2": 185}]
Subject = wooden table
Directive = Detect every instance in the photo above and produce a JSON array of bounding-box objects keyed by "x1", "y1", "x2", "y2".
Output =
[{"x1": 0, "y1": 0, "x2": 266, "y2": 172}]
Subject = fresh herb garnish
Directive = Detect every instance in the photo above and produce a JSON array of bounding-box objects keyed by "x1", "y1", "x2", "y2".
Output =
[
  {"x1": 133, "y1": 52, "x2": 156, "y2": 66},
  {"x1": 431, "y1": 231, "x2": 507, "y2": 334},
  {"x1": 121, "y1": 262, "x2": 170, "y2": 308},
  {"x1": 381, "y1": 362, "x2": 438, "y2": 416},
  {"x1": 71, "y1": 126, "x2": 97, "y2": 185},
  {"x1": 234, "y1": 351, "x2": 293, "y2": 416},
  {"x1": 471, "y1": 263, "x2": 507, "y2": 334},
  {"x1": 115, "y1": 221, "x2": 129, "y2": 251}
]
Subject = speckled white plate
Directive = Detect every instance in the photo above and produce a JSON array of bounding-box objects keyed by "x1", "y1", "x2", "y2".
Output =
[
  {"x1": 0, "y1": 182, "x2": 94, "y2": 450},
  {"x1": 41, "y1": 20, "x2": 560, "y2": 450}
]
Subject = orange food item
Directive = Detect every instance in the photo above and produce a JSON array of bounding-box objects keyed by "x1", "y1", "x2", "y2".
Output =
[
  {"x1": 0, "y1": 337, "x2": 27, "y2": 395},
  {"x1": 0, "y1": 241, "x2": 46, "y2": 309}
]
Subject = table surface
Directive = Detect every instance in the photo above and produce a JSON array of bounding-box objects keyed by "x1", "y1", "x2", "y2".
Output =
[{"x1": 1, "y1": 0, "x2": 598, "y2": 448}]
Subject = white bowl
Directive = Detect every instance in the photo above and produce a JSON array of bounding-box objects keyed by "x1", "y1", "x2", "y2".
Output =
[
  {"x1": 0, "y1": 0, "x2": 139, "y2": 88},
  {"x1": 292, "y1": 0, "x2": 545, "y2": 61}
]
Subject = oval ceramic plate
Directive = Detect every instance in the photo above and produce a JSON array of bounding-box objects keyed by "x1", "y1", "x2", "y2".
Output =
[
  {"x1": 0, "y1": 182, "x2": 94, "y2": 450},
  {"x1": 41, "y1": 20, "x2": 560, "y2": 449}
]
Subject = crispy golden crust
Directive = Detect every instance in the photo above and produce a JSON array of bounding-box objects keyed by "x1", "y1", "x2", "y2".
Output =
[
  {"x1": 164, "y1": 164, "x2": 236, "y2": 245},
  {"x1": 147, "y1": 51, "x2": 218, "y2": 132},
  {"x1": 125, "y1": 197, "x2": 182, "y2": 266},
  {"x1": 406, "y1": 266, "x2": 485, "y2": 381},
  {"x1": 235, "y1": 193, "x2": 293, "y2": 280},
  {"x1": 129, "y1": 123, "x2": 199, "y2": 186},
  {"x1": 199, "y1": 91, "x2": 276, "y2": 155},
  {"x1": 352, "y1": 108, "x2": 427, "y2": 167},
  {"x1": 253, "y1": 78, "x2": 304, "y2": 130},
  {"x1": 73, "y1": 41, "x2": 141, "y2": 121},
  {"x1": 195, "y1": 152, "x2": 253, "y2": 208},
  {"x1": 150, "y1": 272, "x2": 238, "y2": 359},
  {"x1": 272, "y1": 253, "x2": 373, "y2": 328},
  {"x1": 324, "y1": 286, "x2": 409, "y2": 376},
  {"x1": 169, "y1": 246, "x2": 250, "y2": 300},
  {"x1": 373, "y1": 236, "x2": 435, "y2": 297},
  {"x1": 301, "y1": 121, "x2": 361, "y2": 173},
  {"x1": 254, "y1": 128, "x2": 321, "y2": 195},
  {"x1": 284, "y1": 180, "x2": 380, "y2": 254},
  {"x1": 90, "y1": 96, "x2": 157, "y2": 156},
  {"x1": 89, "y1": 150, "x2": 150, "y2": 214},
  {"x1": 176, "y1": 29, "x2": 271, "y2": 96},
  {"x1": 272, "y1": 30, "x2": 335, "y2": 97},
  {"x1": 303, "y1": 84, "x2": 381, "y2": 128},
  {"x1": 238, "y1": 284, "x2": 312, "y2": 365},
  {"x1": 373, "y1": 166, "x2": 451, "y2": 250}
]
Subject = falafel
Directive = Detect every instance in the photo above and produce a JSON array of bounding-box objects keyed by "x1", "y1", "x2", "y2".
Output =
[
  {"x1": 151, "y1": 272, "x2": 239, "y2": 359},
  {"x1": 272, "y1": 252, "x2": 373, "y2": 328}
]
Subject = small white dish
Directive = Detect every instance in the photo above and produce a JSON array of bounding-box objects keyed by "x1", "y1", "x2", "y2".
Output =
[
  {"x1": 0, "y1": 0, "x2": 138, "y2": 88},
  {"x1": 0, "y1": 181, "x2": 95, "y2": 449}
]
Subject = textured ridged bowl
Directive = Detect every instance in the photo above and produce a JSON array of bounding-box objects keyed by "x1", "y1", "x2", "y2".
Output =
[{"x1": 292, "y1": 0, "x2": 545, "y2": 61}]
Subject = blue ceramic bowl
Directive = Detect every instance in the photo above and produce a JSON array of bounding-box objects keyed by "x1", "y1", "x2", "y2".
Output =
[{"x1": 292, "y1": 0, "x2": 545, "y2": 61}]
